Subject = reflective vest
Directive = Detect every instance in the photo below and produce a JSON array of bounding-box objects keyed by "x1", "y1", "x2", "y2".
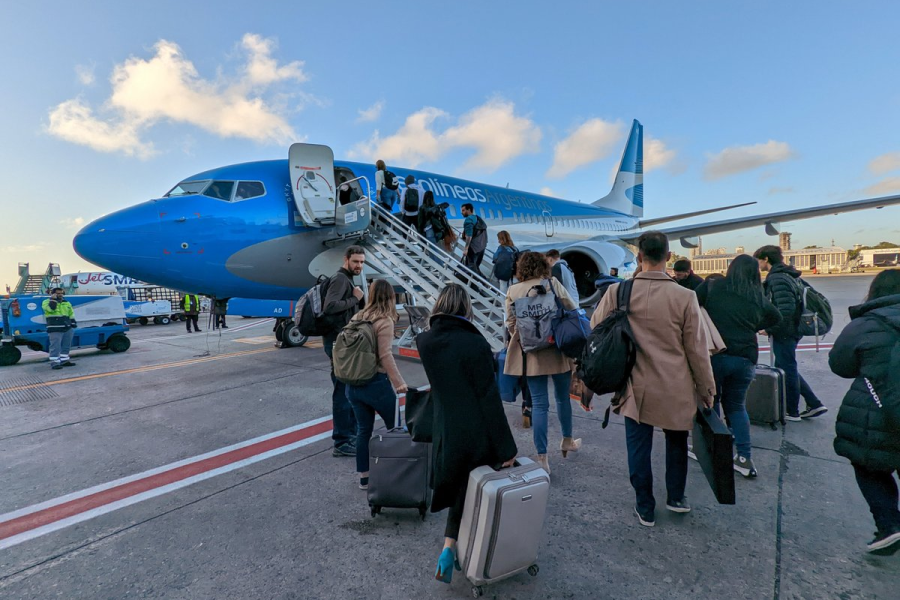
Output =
[
  {"x1": 182, "y1": 294, "x2": 200, "y2": 314},
  {"x1": 42, "y1": 298, "x2": 75, "y2": 332}
]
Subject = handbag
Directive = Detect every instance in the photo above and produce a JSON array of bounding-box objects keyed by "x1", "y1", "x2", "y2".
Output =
[
  {"x1": 404, "y1": 386, "x2": 434, "y2": 443},
  {"x1": 569, "y1": 368, "x2": 595, "y2": 412},
  {"x1": 700, "y1": 307, "x2": 727, "y2": 356},
  {"x1": 692, "y1": 408, "x2": 736, "y2": 504}
]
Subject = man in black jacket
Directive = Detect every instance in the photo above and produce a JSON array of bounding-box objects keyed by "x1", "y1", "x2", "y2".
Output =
[
  {"x1": 754, "y1": 245, "x2": 828, "y2": 421},
  {"x1": 672, "y1": 259, "x2": 704, "y2": 291},
  {"x1": 322, "y1": 245, "x2": 366, "y2": 457}
]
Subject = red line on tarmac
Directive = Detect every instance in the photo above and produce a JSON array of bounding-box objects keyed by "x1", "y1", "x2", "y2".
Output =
[{"x1": 0, "y1": 419, "x2": 332, "y2": 544}]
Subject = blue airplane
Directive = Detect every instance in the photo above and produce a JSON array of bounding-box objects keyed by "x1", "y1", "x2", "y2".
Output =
[{"x1": 74, "y1": 120, "x2": 900, "y2": 308}]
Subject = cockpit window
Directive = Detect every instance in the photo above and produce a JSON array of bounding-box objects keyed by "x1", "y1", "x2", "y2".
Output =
[
  {"x1": 204, "y1": 181, "x2": 235, "y2": 201},
  {"x1": 165, "y1": 180, "x2": 210, "y2": 197},
  {"x1": 234, "y1": 181, "x2": 265, "y2": 201}
]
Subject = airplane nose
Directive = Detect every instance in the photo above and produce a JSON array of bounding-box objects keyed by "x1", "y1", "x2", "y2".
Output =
[{"x1": 74, "y1": 201, "x2": 161, "y2": 275}]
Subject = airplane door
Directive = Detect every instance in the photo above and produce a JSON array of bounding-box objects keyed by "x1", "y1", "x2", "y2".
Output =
[
  {"x1": 542, "y1": 210, "x2": 555, "y2": 238},
  {"x1": 289, "y1": 143, "x2": 337, "y2": 227}
]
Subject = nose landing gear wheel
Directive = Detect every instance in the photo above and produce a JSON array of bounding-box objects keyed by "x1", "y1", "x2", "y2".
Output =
[{"x1": 281, "y1": 323, "x2": 308, "y2": 347}]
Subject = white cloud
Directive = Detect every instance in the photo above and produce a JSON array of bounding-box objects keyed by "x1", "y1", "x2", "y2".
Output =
[
  {"x1": 644, "y1": 137, "x2": 679, "y2": 173},
  {"x1": 357, "y1": 101, "x2": 384, "y2": 123},
  {"x1": 351, "y1": 99, "x2": 540, "y2": 172},
  {"x1": 48, "y1": 99, "x2": 154, "y2": 158},
  {"x1": 704, "y1": 140, "x2": 794, "y2": 180},
  {"x1": 48, "y1": 34, "x2": 306, "y2": 158},
  {"x1": 868, "y1": 152, "x2": 900, "y2": 176},
  {"x1": 442, "y1": 100, "x2": 541, "y2": 171},
  {"x1": 75, "y1": 64, "x2": 95, "y2": 85},
  {"x1": 59, "y1": 217, "x2": 86, "y2": 229},
  {"x1": 866, "y1": 177, "x2": 900, "y2": 196},
  {"x1": 547, "y1": 119, "x2": 623, "y2": 179},
  {"x1": 539, "y1": 187, "x2": 559, "y2": 198}
]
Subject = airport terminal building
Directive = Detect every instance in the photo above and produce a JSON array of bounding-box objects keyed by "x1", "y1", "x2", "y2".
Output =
[{"x1": 692, "y1": 246, "x2": 848, "y2": 275}]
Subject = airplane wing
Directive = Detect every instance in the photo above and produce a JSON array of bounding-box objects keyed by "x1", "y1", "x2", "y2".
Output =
[{"x1": 621, "y1": 193, "x2": 900, "y2": 246}]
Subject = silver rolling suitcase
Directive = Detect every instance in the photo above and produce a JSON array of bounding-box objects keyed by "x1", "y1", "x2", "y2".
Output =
[{"x1": 456, "y1": 457, "x2": 550, "y2": 597}]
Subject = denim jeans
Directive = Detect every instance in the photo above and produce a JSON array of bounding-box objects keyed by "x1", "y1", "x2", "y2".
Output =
[
  {"x1": 853, "y1": 463, "x2": 900, "y2": 532},
  {"x1": 379, "y1": 188, "x2": 399, "y2": 212},
  {"x1": 772, "y1": 336, "x2": 823, "y2": 416},
  {"x1": 712, "y1": 354, "x2": 755, "y2": 458},
  {"x1": 625, "y1": 417, "x2": 689, "y2": 515},
  {"x1": 526, "y1": 371, "x2": 573, "y2": 454},
  {"x1": 324, "y1": 332, "x2": 358, "y2": 448},
  {"x1": 347, "y1": 373, "x2": 397, "y2": 473}
]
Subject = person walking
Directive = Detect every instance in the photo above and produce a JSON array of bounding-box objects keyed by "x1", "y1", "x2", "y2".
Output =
[
  {"x1": 830, "y1": 269, "x2": 900, "y2": 555},
  {"x1": 696, "y1": 254, "x2": 782, "y2": 478},
  {"x1": 42, "y1": 287, "x2": 76, "y2": 370},
  {"x1": 491, "y1": 230, "x2": 519, "y2": 292},
  {"x1": 591, "y1": 231, "x2": 716, "y2": 527},
  {"x1": 181, "y1": 293, "x2": 201, "y2": 332},
  {"x1": 504, "y1": 251, "x2": 580, "y2": 474},
  {"x1": 460, "y1": 203, "x2": 488, "y2": 271},
  {"x1": 417, "y1": 191, "x2": 450, "y2": 265},
  {"x1": 546, "y1": 249, "x2": 580, "y2": 307},
  {"x1": 322, "y1": 246, "x2": 366, "y2": 458},
  {"x1": 346, "y1": 280, "x2": 408, "y2": 490},
  {"x1": 375, "y1": 160, "x2": 399, "y2": 213},
  {"x1": 399, "y1": 174, "x2": 422, "y2": 230},
  {"x1": 417, "y1": 284, "x2": 517, "y2": 584},
  {"x1": 753, "y1": 245, "x2": 828, "y2": 421}
]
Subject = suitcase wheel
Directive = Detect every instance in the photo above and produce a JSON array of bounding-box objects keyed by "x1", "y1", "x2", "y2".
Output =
[
  {"x1": 370, "y1": 505, "x2": 381, "y2": 518},
  {"x1": 528, "y1": 564, "x2": 539, "y2": 577},
  {"x1": 472, "y1": 586, "x2": 484, "y2": 598},
  {"x1": 419, "y1": 506, "x2": 427, "y2": 521}
]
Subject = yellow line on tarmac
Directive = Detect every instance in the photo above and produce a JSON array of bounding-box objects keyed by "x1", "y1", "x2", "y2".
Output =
[{"x1": 0, "y1": 347, "x2": 279, "y2": 394}]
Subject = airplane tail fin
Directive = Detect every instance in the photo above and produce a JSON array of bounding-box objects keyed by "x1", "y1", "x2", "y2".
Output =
[{"x1": 593, "y1": 119, "x2": 643, "y2": 217}]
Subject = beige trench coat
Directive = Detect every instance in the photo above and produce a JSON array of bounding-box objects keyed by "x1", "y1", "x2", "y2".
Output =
[
  {"x1": 591, "y1": 271, "x2": 716, "y2": 431},
  {"x1": 504, "y1": 277, "x2": 576, "y2": 376}
]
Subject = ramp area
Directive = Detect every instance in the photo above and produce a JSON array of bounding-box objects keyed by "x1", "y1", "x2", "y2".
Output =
[{"x1": 0, "y1": 277, "x2": 897, "y2": 598}]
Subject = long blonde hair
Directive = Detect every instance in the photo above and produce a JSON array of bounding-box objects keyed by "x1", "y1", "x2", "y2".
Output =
[
  {"x1": 498, "y1": 230, "x2": 514, "y2": 247},
  {"x1": 358, "y1": 279, "x2": 398, "y2": 323}
]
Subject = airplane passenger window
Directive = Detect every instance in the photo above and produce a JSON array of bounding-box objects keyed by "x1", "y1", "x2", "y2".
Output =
[
  {"x1": 204, "y1": 180, "x2": 235, "y2": 201},
  {"x1": 166, "y1": 180, "x2": 210, "y2": 197},
  {"x1": 448, "y1": 206, "x2": 457, "y2": 217},
  {"x1": 497, "y1": 210, "x2": 504, "y2": 219},
  {"x1": 479, "y1": 208, "x2": 487, "y2": 218},
  {"x1": 489, "y1": 209, "x2": 495, "y2": 219},
  {"x1": 234, "y1": 181, "x2": 265, "y2": 201}
]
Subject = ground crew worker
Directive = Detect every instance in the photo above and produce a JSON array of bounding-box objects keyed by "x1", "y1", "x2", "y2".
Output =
[
  {"x1": 42, "y1": 287, "x2": 76, "y2": 370},
  {"x1": 181, "y1": 293, "x2": 202, "y2": 332}
]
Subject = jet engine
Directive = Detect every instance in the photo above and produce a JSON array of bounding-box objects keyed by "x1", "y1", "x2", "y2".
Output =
[{"x1": 558, "y1": 241, "x2": 635, "y2": 307}]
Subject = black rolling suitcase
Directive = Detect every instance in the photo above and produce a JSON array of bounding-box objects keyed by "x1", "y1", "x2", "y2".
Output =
[
  {"x1": 746, "y1": 364, "x2": 786, "y2": 429},
  {"x1": 367, "y1": 390, "x2": 433, "y2": 519}
]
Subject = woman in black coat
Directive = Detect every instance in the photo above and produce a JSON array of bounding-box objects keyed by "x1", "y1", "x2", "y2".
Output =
[
  {"x1": 416, "y1": 283, "x2": 518, "y2": 584},
  {"x1": 829, "y1": 269, "x2": 900, "y2": 555}
]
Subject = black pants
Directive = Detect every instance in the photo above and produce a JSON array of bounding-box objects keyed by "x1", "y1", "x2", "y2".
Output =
[
  {"x1": 625, "y1": 417, "x2": 689, "y2": 515},
  {"x1": 464, "y1": 248, "x2": 485, "y2": 270},
  {"x1": 185, "y1": 315, "x2": 200, "y2": 332},
  {"x1": 401, "y1": 214, "x2": 418, "y2": 230},
  {"x1": 444, "y1": 485, "x2": 468, "y2": 540},
  {"x1": 215, "y1": 314, "x2": 226, "y2": 328},
  {"x1": 324, "y1": 332, "x2": 358, "y2": 448},
  {"x1": 853, "y1": 463, "x2": 900, "y2": 532}
]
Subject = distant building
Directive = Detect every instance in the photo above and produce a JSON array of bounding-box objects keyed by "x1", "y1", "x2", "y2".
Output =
[
  {"x1": 735, "y1": 246, "x2": 745, "y2": 254},
  {"x1": 779, "y1": 232, "x2": 792, "y2": 251},
  {"x1": 692, "y1": 245, "x2": 847, "y2": 275},
  {"x1": 858, "y1": 246, "x2": 900, "y2": 268}
]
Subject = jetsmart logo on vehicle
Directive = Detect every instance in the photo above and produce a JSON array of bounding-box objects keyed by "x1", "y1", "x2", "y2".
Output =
[{"x1": 398, "y1": 177, "x2": 552, "y2": 212}]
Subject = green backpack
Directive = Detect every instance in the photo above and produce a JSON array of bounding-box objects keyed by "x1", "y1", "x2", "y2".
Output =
[{"x1": 333, "y1": 320, "x2": 379, "y2": 386}]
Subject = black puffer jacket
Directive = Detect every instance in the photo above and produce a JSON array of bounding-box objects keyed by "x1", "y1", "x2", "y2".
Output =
[
  {"x1": 830, "y1": 293, "x2": 900, "y2": 471},
  {"x1": 763, "y1": 263, "x2": 802, "y2": 339}
]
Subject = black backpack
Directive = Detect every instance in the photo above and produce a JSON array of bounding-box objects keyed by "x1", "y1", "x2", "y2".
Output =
[
  {"x1": 432, "y1": 207, "x2": 451, "y2": 239},
  {"x1": 404, "y1": 187, "x2": 420, "y2": 212},
  {"x1": 493, "y1": 245, "x2": 520, "y2": 282},
  {"x1": 383, "y1": 170, "x2": 399, "y2": 190},
  {"x1": 578, "y1": 279, "x2": 638, "y2": 426},
  {"x1": 294, "y1": 275, "x2": 330, "y2": 336},
  {"x1": 797, "y1": 279, "x2": 833, "y2": 339}
]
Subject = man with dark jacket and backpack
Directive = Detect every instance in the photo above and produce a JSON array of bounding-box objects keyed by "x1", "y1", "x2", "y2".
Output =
[
  {"x1": 322, "y1": 245, "x2": 366, "y2": 457},
  {"x1": 461, "y1": 203, "x2": 488, "y2": 270},
  {"x1": 754, "y1": 245, "x2": 828, "y2": 421},
  {"x1": 399, "y1": 174, "x2": 422, "y2": 230}
]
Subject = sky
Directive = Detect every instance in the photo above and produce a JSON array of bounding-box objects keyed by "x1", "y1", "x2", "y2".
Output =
[{"x1": 2, "y1": 0, "x2": 900, "y2": 288}]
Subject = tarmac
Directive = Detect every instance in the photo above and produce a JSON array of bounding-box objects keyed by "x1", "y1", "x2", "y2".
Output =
[{"x1": 0, "y1": 275, "x2": 898, "y2": 600}]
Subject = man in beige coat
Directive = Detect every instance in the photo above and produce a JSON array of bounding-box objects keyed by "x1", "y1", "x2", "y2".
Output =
[{"x1": 591, "y1": 231, "x2": 715, "y2": 527}]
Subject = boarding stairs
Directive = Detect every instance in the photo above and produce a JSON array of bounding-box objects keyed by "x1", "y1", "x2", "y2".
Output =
[
  {"x1": 343, "y1": 200, "x2": 507, "y2": 352},
  {"x1": 13, "y1": 263, "x2": 61, "y2": 296}
]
